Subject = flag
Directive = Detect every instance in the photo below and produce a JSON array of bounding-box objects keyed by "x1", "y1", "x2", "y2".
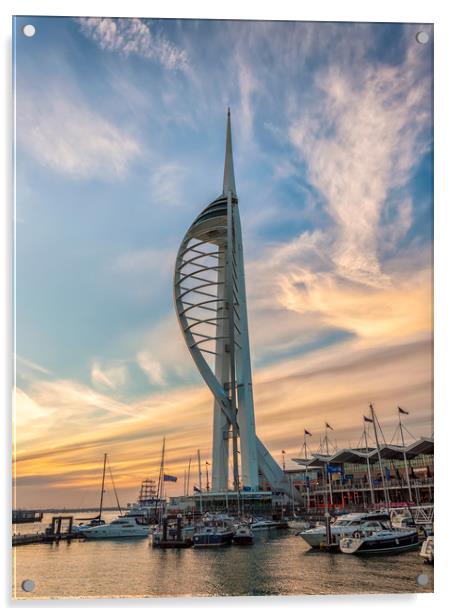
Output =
[
  {"x1": 363, "y1": 416, "x2": 373, "y2": 423},
  {"x1": 325, "y1": 422, "x2": 333, "y2": 430},
  {"x1": 163, "y1": 474, "x2": 177, "y2": 483},
  {"x1": 282, "y1": 450, "x2": 286, "y2": 454},
  {"x1": 398, "y1": 407, "x2": 409, "y2": 415},
  {"x1": 193, "y1": 485, "x2": 201, "y2": 493},
  {"x1": 304, "y1": 429, "x2": 312, "y2": 436},
  {"x1": 205, "y1": 461, "x2": 210, "y2": 465}
]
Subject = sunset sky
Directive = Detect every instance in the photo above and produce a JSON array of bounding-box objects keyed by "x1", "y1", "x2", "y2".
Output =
[{"x1": 14, "y1": 17, "x2": 433, "y2": 508}]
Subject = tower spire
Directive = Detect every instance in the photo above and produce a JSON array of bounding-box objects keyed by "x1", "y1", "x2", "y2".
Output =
[{"x1": 223, "y1": 108, "x2": 237, "y2": 197}]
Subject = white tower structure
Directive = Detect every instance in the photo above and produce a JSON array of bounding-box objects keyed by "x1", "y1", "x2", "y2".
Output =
[{"x1": 174, "y1": 111, "x2": 292, "y2": 495}]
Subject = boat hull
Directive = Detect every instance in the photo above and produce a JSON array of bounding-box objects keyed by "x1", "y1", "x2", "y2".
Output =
[
  {"x1": 340, "y1": 531, "x2": 419, "y2": 555},
  {"x1": 193, "y1": 531, "x2": 233, "y2": 548}
]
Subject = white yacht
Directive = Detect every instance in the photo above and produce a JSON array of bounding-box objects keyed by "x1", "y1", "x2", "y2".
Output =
[
  {"x1": 340, "y1": 526, "x2": 419, "y2": 555},
  {"x1": 81, "y1": 515, "x2": 150, "y2": 539},
  {"x1": 248, "y1": 517, "x2": 282, "y2": 531},
  {"x1": 298, "y1": 511, "x2": 390, "y2": 548}
]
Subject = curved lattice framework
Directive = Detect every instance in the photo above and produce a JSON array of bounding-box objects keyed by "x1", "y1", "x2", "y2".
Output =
[{"x1": 174, "y1": 112, "x2": 291, "y2": 495}]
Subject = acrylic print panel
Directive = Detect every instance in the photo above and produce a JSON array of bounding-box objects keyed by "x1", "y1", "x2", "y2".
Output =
[{"x1": 13, "y1": 16, "x2": 433, "y2": 599}]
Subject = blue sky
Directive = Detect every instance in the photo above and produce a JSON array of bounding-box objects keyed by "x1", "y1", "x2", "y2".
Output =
[{"x1": 13, "y1": 17, "x2": 433, "y2": 506}]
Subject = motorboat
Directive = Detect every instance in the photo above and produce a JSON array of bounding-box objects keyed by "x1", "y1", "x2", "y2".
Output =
[
  {"x1": 420, "y1": 535, "x2": 434, "y2": 564},
  {"x1": 298, "y1": 511, "x2": 391, "y2": 548},
  {"x1": 72, "y1": 517, "x2": 106, "y2": 533},
  {"x1": 249, "y1": 517, "x2": 282, "y2": 531},
  {"x1": 81, "y1": 515, "x2": 150, "y2": 539},
  {"x1": 232, "y1": 525, "x2": 254, "y2": 545},
  {"x1": 192, "y1": 517, "x2": 234, "y2": 548},
  {"x1": 339, "y1": 527, "x2": 419, "y2": 555},
  {"x1": 390, "y1": 508, "x2": 433, "y2": 536}
]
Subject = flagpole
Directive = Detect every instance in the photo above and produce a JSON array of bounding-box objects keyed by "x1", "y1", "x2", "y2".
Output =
[
  {"x1": 197, "y1": 449, "x2": 203, "y2": 515},
  {"x1": 325, "y1": 423, "x2": 333, "y2": 508},
  {"x1": 398, "y1": 409, "x2": 413, "y2": 503},
  {"x1": 289, "y1": 473, "x2": 295, "y2": 517},
  {"x1": 369, "y1": 404, "x2": 390, "y2": 509},
  {"x1": 363, "y1": 418, "x2": 375, "y2": 506}
]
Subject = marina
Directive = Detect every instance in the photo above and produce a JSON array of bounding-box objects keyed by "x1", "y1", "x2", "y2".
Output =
[{"x1": 13, "y1": 510, "x2": 433, "y2": 598}]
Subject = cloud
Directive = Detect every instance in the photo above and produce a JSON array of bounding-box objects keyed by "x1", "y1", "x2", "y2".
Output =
[
  {"x1": 17, "y1": 86, "x2": 141, "y2": 179},
  {"x1": 16, "y1": 355, "x2": 52, "y2": 376},
  {"x1": 288, "y1": 44, "x2": 431, "y2": 288},
  {"x1": 91, "y1": 360, "x2": 128, "y2": 390},
  {"x1": 14, "y1": 334, "x2": 432, "y2": 507},
  {"x1": 77, "y1": 18, "x2": 189, "y2": 71},
  {"x1": 136, "y1": 350, "x2": 166, "y2": 386},
  {"x1": 150, "y1": 162, "x2": 187, "y2": 207},
  {"x1": 236, "y1": 58, "x2": 259, "y2": 143}
]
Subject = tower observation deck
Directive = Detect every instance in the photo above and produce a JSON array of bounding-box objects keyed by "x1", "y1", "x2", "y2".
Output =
[{"x1": 174, "y1": 111, "x2": 294, "y2": 497}]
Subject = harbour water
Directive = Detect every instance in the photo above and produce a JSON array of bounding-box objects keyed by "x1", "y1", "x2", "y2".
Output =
[{"x1": 13, "y1": 511, "x2": 433, "y2": 599}]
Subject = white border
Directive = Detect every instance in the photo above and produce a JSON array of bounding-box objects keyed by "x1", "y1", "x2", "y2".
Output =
[{"x1": 2, "y1": 1, "x2": 451, "y2": 613}]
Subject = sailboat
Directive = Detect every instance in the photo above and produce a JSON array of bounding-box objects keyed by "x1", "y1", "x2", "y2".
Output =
[{"x1": 73, "y1": 453, "x2": 108, "y2": 533}]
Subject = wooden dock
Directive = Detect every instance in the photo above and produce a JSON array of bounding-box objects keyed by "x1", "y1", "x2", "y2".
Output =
[
  {"x1": 13, "y1": 515, "x2": 79, "y2": 546},
  {"x1": 13, "y1": 532, "x2": 81, "y2": 546}
]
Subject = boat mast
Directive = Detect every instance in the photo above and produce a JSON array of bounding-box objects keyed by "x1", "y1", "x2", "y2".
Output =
[
  {"x1": 155, "y1": 437, "x2": 166, "y2": 521},
  {"x1": 98, "y1": 453, "x2": 107, "y2": 520},
  {"x1": 197, "y1": 449, "x2": 203, "y2": 515},
  {"x1": 398, "y1": 408, "x2": 413, "y2": 503},
  {"x1": 369, "y1": 404, "x2": 390, "y2": 509},
  {"x1": 363, "y1": 418, "x2": 375, "y2": 506}
]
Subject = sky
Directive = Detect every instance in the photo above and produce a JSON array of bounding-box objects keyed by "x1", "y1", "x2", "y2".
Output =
[{"x1": 13, "y1": 17, "x2": 433, "y2": 508}]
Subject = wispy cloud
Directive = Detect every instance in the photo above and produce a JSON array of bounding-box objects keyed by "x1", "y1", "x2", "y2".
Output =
[
  {"x1": 16, "y1": 355, "x2": 52, "y2": 376},
  {"x1": 150, "y1": 162, "x2": 187, "y2": 207},
  {"x1": 136, "y1": 350, "x2": 166, "y2": 386},
  {"x1": 17, "y1": 86, "x2": 141, "y2": 179},
  {"x1": 288, "y1": 45, "x2": 431, "y2": 288},
  {"x1": 77, "y1": 18, "x2": 189, "y2": 71},
  {"x1": 14, "y1": 334, "x2": 432, "y2": 507},
  {"x1": 91, "y1": 360, "x2": 128, "y2": 390}
]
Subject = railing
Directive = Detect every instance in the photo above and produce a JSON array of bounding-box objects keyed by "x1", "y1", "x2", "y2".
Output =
[{"x1": 300, "y1": 477, "x2": 433, "y2": 494}]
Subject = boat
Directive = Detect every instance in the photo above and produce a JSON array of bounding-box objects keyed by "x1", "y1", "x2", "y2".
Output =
[
  {"x1": 192, "y1": 516, "x2": 234, "y2": 548},
  {"x1": 339, "y1": 527, "x2": 419, "y2": 555},
  {"x1": 420, "y1": 535, "x2": 434, "y2": 564},
  {"x1": 125, "y1": 477, "x2": 166, "y2": 523},
  {"x1": 80, "y1": 515, "x2": 150, "y2": 539},
  {"x1": 73, "y1": 453, "x2": 109, "y2": 532},
  {"x1": 390, "y1": 508, "x2": 433, "y2": 536},
  {"x1": 72, "y1": 516, "x2": 106, "y2": 533},
  {"x1": 249, "y1": 517, "x2": 282, "y2": 531},
  {"x1": 298, "y1": 511, "x2": 391, "y2": 548},
  {"x1": 232, "y1": 525, "x2": 253, "y2": 545}
]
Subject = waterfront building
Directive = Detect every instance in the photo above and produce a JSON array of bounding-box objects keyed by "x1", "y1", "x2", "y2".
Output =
[{"x1": 290, "y1": 436, "x2": 433, "y2": 511}]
